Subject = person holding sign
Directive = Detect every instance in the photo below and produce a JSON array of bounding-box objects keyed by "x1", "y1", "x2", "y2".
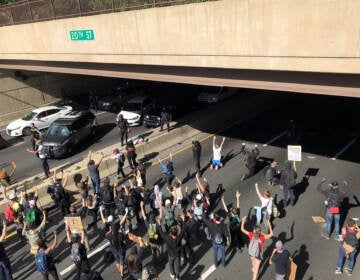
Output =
[
  {"x1": 269, "y1": 240, "x2": 292, "y2": 280},
  {"x1": 279, "y1": 161, "x2": 297, "y2": 208}
]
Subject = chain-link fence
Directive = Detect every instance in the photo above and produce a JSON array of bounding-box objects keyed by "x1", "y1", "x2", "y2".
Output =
[{"x1": 0, "y1": 0, "x2": 217, "y2": 26}]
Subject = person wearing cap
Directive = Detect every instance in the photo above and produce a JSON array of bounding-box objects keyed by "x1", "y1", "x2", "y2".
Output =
[
  {"x1": 279, "y1": 160, "x2": 297, "y2": 208},
  {"x1": 335, "y1": 218, "x2": 360, "y2": 276},
  {"x1": 87, "y1": 150, "x2": 104, "y2": 194},
  {"x1": 111, "y1": 148, "x2": 126, "y2": 179},
  {"x1": 269, "y1": 240, "x2": 291, "y2": 280},
  {"x1": 26, "y1": 139, "x2": 51, "y2": 178},
  {"x1": 24, "y1": 198, "x2": 44, "y2": 240},
  {"x1": 150, "y1": 184, "x2": 164, "y2": 212},
  {"x1": 240, "y1": 142, "x2": 260, "y2": 180},
  {"x1": 202, "y1": 211, "x2": 230, "y2": 268},
  {"x1": 317, "y1": 178, "x2": 348, "y2": 240}
]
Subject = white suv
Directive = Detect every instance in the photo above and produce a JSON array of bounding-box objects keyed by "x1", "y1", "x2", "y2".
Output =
[
  {"x1": 116, "y1": 96, "x2": 155, "y2": 126},
  {"x1": 6, "y1": 105, "x2": 73, "y2": 137}
]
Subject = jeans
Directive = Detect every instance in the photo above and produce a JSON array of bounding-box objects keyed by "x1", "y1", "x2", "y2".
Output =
[
  {"x1": 119, "y1": 130, "x2": 128, "y2": 146},
  {"x1": 40, "y1": 158, "x2": 50, "y2": 177},
  {"x1": 212, "y1": 243, "x2": 226, "y2": 267},
  {"x1": 282, "y1": 184, "x2": 295, "y2": 206},
  {"x1": 325, "y1": 209, "x2": 340, "y2": 238},
  {"x1": 0, "y1": 259, "x2": 13, "y2": 280},
  {"x1": 336, "y1": 245, "x2": 357, "y2": 271},
  {"x1": 117, "y1": 161, "x2": 126, "y2": 178},
  {"x1": 41, "y1": 267, "x2": 59, "y2": 280},
  {"x1": 91, "y1": 177, "x2": 100, "y2": 194},
  {"x1": 168, "y1": 255, "x2": 180, "y2": 278}
]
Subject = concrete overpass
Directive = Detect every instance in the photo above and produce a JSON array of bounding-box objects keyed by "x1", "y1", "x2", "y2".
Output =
[{"x1": 0, "y1": 0, "x2": 359, "y2": 98}]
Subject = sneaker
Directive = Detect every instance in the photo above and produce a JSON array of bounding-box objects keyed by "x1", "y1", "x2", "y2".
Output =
[
  {"x1": 215, "y1": 165, "x2": 219, "y2": 170},
  {"x1": 345, "y1": 268, "x2": 352, "y2": 276},
  {"x1": 334, "y1": 236, "x2": 342, "y2": 242},
  {"x1": 210, "y1": 165, "x2": 213, "y2": 170},
  {"x1": 321, "y1": 233, "x2": 330, "y2": 240},
  {"x1": 334, "y1": 268, "x2": 342, "y2": 274},
  {"x1": 170, "y1": 274, "x2": 175, "y2": 279}
]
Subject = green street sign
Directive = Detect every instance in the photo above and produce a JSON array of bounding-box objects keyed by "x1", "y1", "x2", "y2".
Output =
[{"x1": 70, "y1": 29, "x2": 95, "y2": 41}]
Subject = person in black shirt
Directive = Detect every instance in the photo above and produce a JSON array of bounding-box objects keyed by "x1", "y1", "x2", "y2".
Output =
[
  {"x1": 240, "y1": 143, "x2": 260, "y2": 181},
  {"x1": 126, "y1": 141, "x2": 138, "y2": 170},
  {"x1": 0, "y1": 221, "x2": 13, "y2": 280},
  {"x1": 202, "y1": 212, "x2": 229, "y2": 268},
  {"x1": 192, "y1": 140, "x2": 202, "y2": 176},
  {"x1": 30, "y1": 123, "x2": 42, "y2": 151},
  {"x1": 156, "y1": 221, "x2": 185, "y2": 280},
  {"x1": 269, "y1": 240, "x2": 291, "y2": 280},
  {"x1": 160, "y1": 107, "x2": 171, "y2": 132},
  {"x1": 117, "y1": 115, "x2": 129, "y2": 146},
  {"x1": 66, "y1": 228, "x2": 89, "y2": 280}
]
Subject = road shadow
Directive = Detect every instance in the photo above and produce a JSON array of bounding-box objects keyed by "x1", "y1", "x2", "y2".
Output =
[
  {"x1": 292, "y1": 244, "x2": 310, "y2": 280},
  {"x1": 140, "y1": 151, "x2": 159, "y2": 164},
  {"x1": 340, "y1": 195, "x2": 360, "y2": 227},
  {"x1": 293, "y1": 176, "x2": 310, "y2": 206}
]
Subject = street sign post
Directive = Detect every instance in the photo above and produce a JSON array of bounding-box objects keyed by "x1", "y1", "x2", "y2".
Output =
[{"x1": 70, "y1": 29, "x2": 95, "y2": 41}]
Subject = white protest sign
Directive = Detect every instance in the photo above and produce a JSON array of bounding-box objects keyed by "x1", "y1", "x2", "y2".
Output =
[{"x1": 287, "y1": 145, "x2": 302, "y2": 161}]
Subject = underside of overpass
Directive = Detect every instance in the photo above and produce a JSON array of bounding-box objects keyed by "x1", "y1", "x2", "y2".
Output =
[{"x1": 0, "y1": 59, "x2": 359, "y2": 98}]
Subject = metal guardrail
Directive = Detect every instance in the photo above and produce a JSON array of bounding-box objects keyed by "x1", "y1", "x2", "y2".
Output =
[{"x1": 0, "y1": 0, "x2": 217, "y2": 27}]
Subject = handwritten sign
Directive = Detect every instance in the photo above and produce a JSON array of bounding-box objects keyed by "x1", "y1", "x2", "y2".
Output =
[
  {"x1": 287, "y1": 145, "x2": 302, "y2": 161},
  {"x1": 64, "y1": 216, "x2": 83, "y2": 233}
]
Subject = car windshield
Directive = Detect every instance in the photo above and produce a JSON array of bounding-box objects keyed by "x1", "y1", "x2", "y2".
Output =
[
  {"x1": 122, "y1": 102, "x2": 142, "y2": 111},
  {"x1": 47, "y1": 124, "x2": 71, "y2": 137},
  {"x1": 22, "y1": 111, "x2": 37, "y2": 121}
]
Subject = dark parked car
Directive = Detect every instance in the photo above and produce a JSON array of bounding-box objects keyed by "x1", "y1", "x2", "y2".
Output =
[
  {"x1": 143, "y1": 105, "x2": 175, "y2": 128},
  {"x1": 42, "y1": 111, "x2": 96, "y2": 158},
  {"x1": 97, "y1": 88, "x2": 137, "y2": 112}
]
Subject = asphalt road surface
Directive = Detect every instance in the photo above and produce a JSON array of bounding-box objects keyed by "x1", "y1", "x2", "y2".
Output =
[{"x1": 4, "y1": 91, "x2": 360, "y2": 280}]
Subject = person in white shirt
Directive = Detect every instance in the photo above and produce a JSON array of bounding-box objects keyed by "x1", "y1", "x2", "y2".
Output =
[
  {"x1": 211, "y1": 136, "x2": 225, "y2": 170},
  {"x1": 253, "y1": 183, "x2": 273, "y2": 226}
]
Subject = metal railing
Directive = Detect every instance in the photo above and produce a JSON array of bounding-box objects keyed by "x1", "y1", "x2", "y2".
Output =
[{"x1": 0, "y1": 0, "x2": 217, "y2": 27}]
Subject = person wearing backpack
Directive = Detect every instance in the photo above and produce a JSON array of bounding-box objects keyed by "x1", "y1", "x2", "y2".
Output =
[
  {"x1": 202, "y1": 212, "x2": 229, "y2": 268},
  {"x1": 66, "y1": 227, "x2": 89, "y2": 280},
  {"x1": 334, "y1": 218, "x2": 360, "y2": 276},
  {"x1": 0, "y1": 221, "x2": 13, "y2": 280},
  {"x1": 279, "y1": 160, "x2": 297, "y2": 207},
  {"x1": 221, "y1": 190, "x2": 242, "y2": 249},
  {"x1": 5, "y1": 191, "x2": 26, "y2": 243},
  {"x1": 23, "y1": 209, "x2": 47, "y2": 254},
  {"x1": 35, "y1": 232, "x2": 59, "y2": 280},
  {"x1": 317, "y1": 178, "x2": 348, "y2": 240},
  {"x1": 24, "y1": 199, "x2": 44, "y2": 239},
  {"x1": 156, "y1": 220, "x2": 185, "y2": 280},
  {"x1": 125, "y1": 239, "x2": 146, "y2": 280},
  {"x1": 264, "y1": 161, "x2": 280, "y2": 186},
  {"x1": 52, "y1": 168, "x2": 70, "y2": 216},
  {"x1": 241, "y1": 216, "x2": 273, "y2": 280}
]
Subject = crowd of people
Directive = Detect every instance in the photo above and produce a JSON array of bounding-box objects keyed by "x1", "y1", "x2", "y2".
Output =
[{"x1": 0, "y1": 131, "x2": 359, "y2": 280}]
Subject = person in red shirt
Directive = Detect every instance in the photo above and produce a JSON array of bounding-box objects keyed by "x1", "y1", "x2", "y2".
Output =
[{"x1": 241, "y1": 216, "x2": 273, "y2": 280}]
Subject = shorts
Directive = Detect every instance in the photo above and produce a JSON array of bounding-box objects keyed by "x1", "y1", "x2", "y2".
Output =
[
  {"x1": 176, "y1": 199, "x2": 184, "y2": 205},
  {"x1": 114, "y1": 251, "x2": 125, "y2": 265},
  {"x1": 80, "y1": 191, "x2": 88, "y2": 200},
  {"x1": 212, "y1": 159, "x2": 221, "y2": 166}
]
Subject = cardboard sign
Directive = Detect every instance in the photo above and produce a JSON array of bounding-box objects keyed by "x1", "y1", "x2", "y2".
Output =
[
  {"x1": 287, "y1": 260, "x2": 297, "y2": 280},
  {"x1": 64, "y1": 216, "x2": 83, "y2": 233},
  {"x1": 287, "y1": 145, "x2": 302, "y2": 161},
  {"x1": 128, "y1": 233, "x2": 148, "y2": 246}
]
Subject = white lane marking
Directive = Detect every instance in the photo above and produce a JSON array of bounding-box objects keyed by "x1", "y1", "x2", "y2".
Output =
[
  {"x1": 95, "y1": 111, "x2": 107, "y2": 116},
  {"x1": 198, "y1": 264, "x2": 216, "y2": 280},
  {"x1": 332, "y1": 138, "x2": 357, "y2": 160},
  {"x1": 263, "y1": 130, "x2": 287, "y2": 146},
  {"x1": 60, "y1": 241, "x2": 109, "y2": 276}
]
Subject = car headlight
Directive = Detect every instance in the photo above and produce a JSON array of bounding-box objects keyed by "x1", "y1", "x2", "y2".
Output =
[
  {"x1": 212, "y1": 97, "x2": 218, "y2": 102},
  {"x1": 102, "y1": 102, "x2": 111, "y2": 106}
]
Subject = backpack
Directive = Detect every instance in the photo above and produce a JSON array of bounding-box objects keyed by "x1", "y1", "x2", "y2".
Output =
[
  {"x1": 148, "y1": 224, "x2": 159, "y2": 241},
  {"x1": 229, "y1": 216, "x2": 241, "y2": 231},
  {"x1": 4, "y1": 203, "x2": 16, "y2": 221},
  {"x1": 120, "y1": 152, "x2": 125, "y2": 163},
  {"x1": 327, "y1": 190, "x2": 340, "y2": 207},
  {"x1": 248, "y1": 234, "x2": 265, "y2": 258},
  {"x1": 282, "y1": 169, "x2": 297, "y2": 187},
  {"x1": 193, "y1": 204, "x2": 203, "y2": 220},
  {"x1": 166, "y1": 210, "x2": 175, "y2": 227},
  {"x1": 264, "y1": 166, "x2": 273, "y2": 181},
  {"x1": 213, "y1": 233, "x2": 224, "y2": 245},
  {"x1": 35, "y1": 250, "x2": 48, "y2": 273},
  {"x1": 166, "y1": 162, "x2": 174, "y2": 173},
  {"x1": 102, "y1": 187, "x2": 114, "y2": 204},
  {"x1": 71, "y1": 243, "x2": 84, "y2": 264},
  {"x1": 103, "y1": 247, "x2": 114, "y2": 263},
  {"x1": 25, "y1": 208, "x2": 37, "y2": 224}
]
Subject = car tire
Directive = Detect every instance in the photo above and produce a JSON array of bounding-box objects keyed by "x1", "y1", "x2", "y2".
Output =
[
  {"x1": 22, "y1": 127, "x2": 31, "y2": 136},
  {"x1": 66, "y1": 145, "x2": 73, "y2": 156}
]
